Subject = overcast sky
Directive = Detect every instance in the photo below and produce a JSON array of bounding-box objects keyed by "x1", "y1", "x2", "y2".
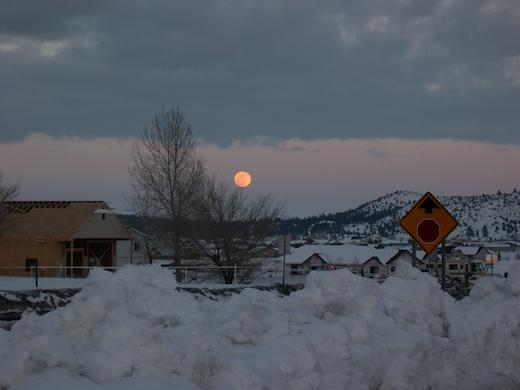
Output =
[{"x1": 1, "y1": 0, "x2": 519, "y2": 216}]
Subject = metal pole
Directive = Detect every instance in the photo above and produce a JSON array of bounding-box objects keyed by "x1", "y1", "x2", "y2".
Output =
[
  {"x1": 412, "y1": 240, "x2": 416, "y2": 268},
  {"x1": 282, "y1": 235, "x2": 286, "y2": 287},
  {"x1": 130, "y1": 239, "x2": 134, "y2": 265},
  {"x1": 70, "y1": 240, "x2": 74, "y2": 278},
  {"x1": 34, "y1": 263, "x2": 39, "y2": 288},
  {"x1": 441, "y1": 241, "x2": 446, "y2": 291},
  {"x1": 233, "y1": 263, "x2": 237, "y2": 284},
  {"x1": 434, "y1": 249, "x2": 439, "y2": 279}
]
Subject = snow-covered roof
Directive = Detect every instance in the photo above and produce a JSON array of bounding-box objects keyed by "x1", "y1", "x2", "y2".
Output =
[
  {"x1": 380, "y1": 239, "x2": 408, "y2": 246},
  {"x1": 279, "y1": 244, "x2": 401, "y2": 265},
  {"x1": 455, "y1": 246, "x2": 481, "y2": 256},
  {"x1": 483, "y1": 243, "x2": 514, "y2": 249}
]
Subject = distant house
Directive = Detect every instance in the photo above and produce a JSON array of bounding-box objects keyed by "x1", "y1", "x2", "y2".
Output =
[
  {"x1": 386, "y1": 250, "x2": 424, "y2": 275},
  {"x1": 252, "y1": 246, "x2": 279, "y2": 259},
  {"x1": 282, "y1": 244, "x2": 402, "y2": 278},
  {"x1": 0, "y1": 201, "x2": 131, "y2": 277},
  {"x1": 116, "y1": 227, "x2": 155, "y2": 266},
  {"x1": 361, "y1": 256, "x2": 385, "y2": 280},
  {"x1": 419, "y1": 246, "x2": 488, "y2": 279},
  {"x1": 289, "y1": 253, "x2": 328, "y2": 275}
]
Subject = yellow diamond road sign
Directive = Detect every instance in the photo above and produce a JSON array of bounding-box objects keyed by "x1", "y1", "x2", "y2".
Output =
[{"x1": 399, "y1": 192, "x2": 458, "y2": 254}]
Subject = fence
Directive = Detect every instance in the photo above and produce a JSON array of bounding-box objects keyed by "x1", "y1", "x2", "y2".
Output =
[
  {"x1": 0, "y1": 264, "x2": 310, "y2": 288},
  {"x1": 2, "y1": 262, "x2": 501, "y2": 290}
]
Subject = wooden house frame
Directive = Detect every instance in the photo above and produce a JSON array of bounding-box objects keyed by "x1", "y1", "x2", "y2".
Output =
[{"x1": 0, "y1": 201, "x2": 131, "y2": 277}]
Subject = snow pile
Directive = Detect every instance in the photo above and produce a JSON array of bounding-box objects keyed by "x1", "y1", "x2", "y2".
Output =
[{"x1": 1, "y1": 263, "x2": 520, "y2": 389}]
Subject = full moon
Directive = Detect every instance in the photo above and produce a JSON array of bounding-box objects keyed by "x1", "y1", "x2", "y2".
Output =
[{"x1": 234, "y1": 171, "x2": 252, "y2": 188}]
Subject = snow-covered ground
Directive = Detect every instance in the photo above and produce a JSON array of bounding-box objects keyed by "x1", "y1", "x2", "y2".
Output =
[{"x1": 2, "y1": 263, "x2": 520, "y2": 389}]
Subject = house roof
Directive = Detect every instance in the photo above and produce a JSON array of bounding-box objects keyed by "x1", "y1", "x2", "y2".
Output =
[
  {"x1": 1, "y1": 201, "x2": 130, "y2": 241},
  {"x1": 303, "y1": 253, "x2": 327, "y2": 264},
  {"x1": 281, "y1": 244, "x2": 400, "y2": 265},
  {"x1": 386, "y1": 249, "x2": 424, "y2": 265},
  {"x1": 454, "y1": 246, "x2": 482, "y2": 256},
  {"x1": 362, "y1": 256, "x2": 382, "y2": 265}
]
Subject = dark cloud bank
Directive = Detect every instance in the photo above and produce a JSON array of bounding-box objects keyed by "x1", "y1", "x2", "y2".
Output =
[{"x1": 0, "y1": 0, "x2": 519, "y2": 143}]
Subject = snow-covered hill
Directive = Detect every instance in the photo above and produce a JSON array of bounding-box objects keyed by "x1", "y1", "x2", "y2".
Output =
[
  {"x1": 342, "y1": 190, "x2": 520, "y2": 240},
  {"x1": 278, "y1": 189, "x2": 520, "y2": 241}
]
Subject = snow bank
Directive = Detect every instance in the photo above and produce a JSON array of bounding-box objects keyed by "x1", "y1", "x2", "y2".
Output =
[{"x1": 1, "y1": 263, "x2": 520, "y2": 389}]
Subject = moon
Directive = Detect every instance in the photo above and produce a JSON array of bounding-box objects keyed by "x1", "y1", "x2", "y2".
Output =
[{"x1": 234, "y1": 171, "x2": 252, "y2": 188}]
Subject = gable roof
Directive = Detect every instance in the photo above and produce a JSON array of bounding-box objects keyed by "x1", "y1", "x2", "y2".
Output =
[
  {"x1": 1, "y1": 201, "x2": 130, "y2": 241},
  {"x1": 386, "y1": 249, "x2": 424, "y2": 265},
  {"x1": 363, "y1": 256, "x2": 382, "y2": 266},
  {"x1": 302, "y1": 253, "x2": 327, "y2": 265},
  {"x1": 454, "y1": 246, "x2": 483, "y2": 256},
  {"x1": 282, "y1": 244, "x2": 399, "y2": 265}
]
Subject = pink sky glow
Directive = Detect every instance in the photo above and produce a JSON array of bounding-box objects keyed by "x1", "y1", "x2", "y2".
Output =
[{"x1": 0, "y1": 133, "x2": 518, "y2": 217}]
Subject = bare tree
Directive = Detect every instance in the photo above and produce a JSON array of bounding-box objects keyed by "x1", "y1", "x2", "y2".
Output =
[
  {"x1": 0, "y1": 170, "x2": 20, "y2": 230},
  {"x1": 128, "y1": 192, "x2": 158, "y2": 264},
  {"x1": 189, "y1": 176, "x2": 284, "y2": 284},
  {"x1": 129, "y1": 106, "x2": 205, "y2": 281}
]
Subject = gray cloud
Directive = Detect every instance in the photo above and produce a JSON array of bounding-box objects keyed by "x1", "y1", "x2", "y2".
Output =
[{"x1": 0, "y1": 0, "x2": 519, "y2": 143}]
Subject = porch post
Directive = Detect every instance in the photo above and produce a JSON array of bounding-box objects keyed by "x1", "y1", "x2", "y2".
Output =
[
  {"x1": 70, "y1": 239, "x2": 74, "y2": 278},
  {"x1": 112, "y1": 240, "x2": 116, "y2": 269},
  {"x1": 130, "y1": 239, "x2": 134, "y2": 265}
]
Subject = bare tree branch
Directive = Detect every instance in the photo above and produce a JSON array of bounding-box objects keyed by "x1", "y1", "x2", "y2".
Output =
[
  {"x1": 0, "y1": 170, "x2": 20, "y2": 233},
  {"x1": 189, "y1": 176, "x2": 284, "y2": 284}
]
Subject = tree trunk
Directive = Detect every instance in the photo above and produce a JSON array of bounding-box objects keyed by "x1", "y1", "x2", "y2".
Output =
[
  {"x1": 173, "y1": 221, "x2": 183, "y2": 283},
  {"x1": 222, "y1": 269, "x2": 233, "y2": 284}
]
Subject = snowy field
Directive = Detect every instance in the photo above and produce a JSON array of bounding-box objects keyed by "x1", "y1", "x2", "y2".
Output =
[{"x1": 1, "y1": 263, "x2": 520, "y2": 389}]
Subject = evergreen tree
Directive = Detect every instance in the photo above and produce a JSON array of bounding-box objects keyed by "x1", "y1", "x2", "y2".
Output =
[
  {"x1": 466, "y1": 225, "x2": 475, "y2": 238},
  {"x1": 482, "y1": 225, "x2": 489, "y2": 238}
]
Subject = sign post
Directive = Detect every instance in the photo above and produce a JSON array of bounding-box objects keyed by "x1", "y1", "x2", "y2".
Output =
[{"x1": 400, "y1": 192, "x2": 458, "y2": 289}]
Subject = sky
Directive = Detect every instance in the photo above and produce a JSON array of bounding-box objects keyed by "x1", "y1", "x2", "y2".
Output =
[{"x1": 1, "y1": 0, "x2": 519, "y2": 217}]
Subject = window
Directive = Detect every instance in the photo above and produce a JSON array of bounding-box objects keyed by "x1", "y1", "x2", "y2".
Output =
[
  {"x1": 134, "y1": 241, "x2": 141, "y2": 251},
  {"x1": 25, "y1": 258, "x2": 38, "y2": 272},
  {"x1": 102, "y1": 213, "x2": 106, "y2": 220},
  {"x1": 448, "y1": 264, "x2": 458, "y2": 270},
  {"x1": 369, "y1": 266, "x2": 379, "y2": 274},
  {"x1": 390, "y1": 266, "x2": 396, "y2": 272}
]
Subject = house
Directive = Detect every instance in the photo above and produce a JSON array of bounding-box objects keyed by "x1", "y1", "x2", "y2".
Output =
[
  {"x1": 450, "y1": 246, "x2": 488, "y2": 274},
  {"x1": 252, "y1": 246, "x2": 279, "y2": 259},
  {"x1": 386, "y1": 249, "x2": 424, "y2": 275},
  {"x1": 361, "y1": 256, "x2": 385, "y2": 280},
  {"x1": 116, "y1": 227, "x2": 155, "y2": 266},
  {"x1": 0, "y1": 201, "x2": 131, "y2": 277},
  {"x1": 419, "y1": 246, "x2": 488, "y2": 280},
  {"x1": 288, "y1": 253, "x2": 328, "y2": 275},
  {"x1": 281, "y1": 244, "x2": 403, "y2": 277}
]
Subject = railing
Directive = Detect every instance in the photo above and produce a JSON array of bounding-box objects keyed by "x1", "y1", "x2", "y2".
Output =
[
  {"x1": 0, "y1": 263, "x2": 503, "y2": 290},
  {"x1": 0, "y1": 266, "x2": 119, "y2": 289},
  {"x1": 0, "y1": 264, "x2": 309, "y2": 288}
]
